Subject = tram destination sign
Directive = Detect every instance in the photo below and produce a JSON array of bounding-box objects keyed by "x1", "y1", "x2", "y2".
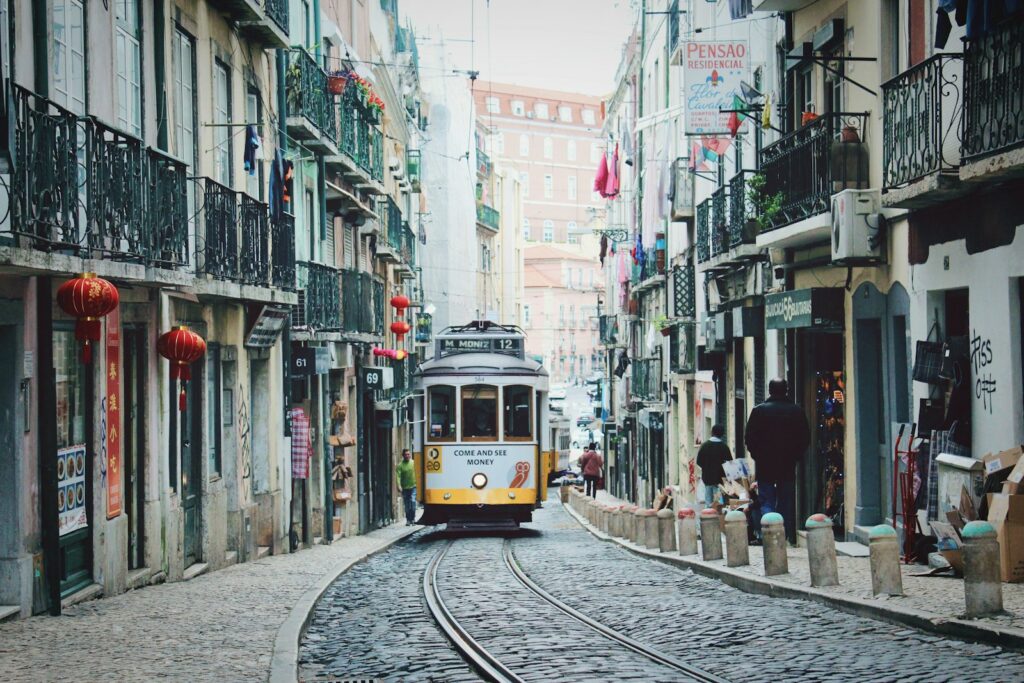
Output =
[{"x1": 437, "y1": 336, "x2": 524, "y2": 359}]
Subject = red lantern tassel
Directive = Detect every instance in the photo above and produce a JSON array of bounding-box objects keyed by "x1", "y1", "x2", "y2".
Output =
[
  {"x1": 179, "y1": 383, "x2": 187, "y2": 411},
  {"x1": 82, "y1": 339, "x2": 92, "y2": 364}
]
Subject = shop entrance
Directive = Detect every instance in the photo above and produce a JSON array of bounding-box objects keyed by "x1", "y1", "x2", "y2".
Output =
[
  {"x1": 122, "y1": 327, "x2": 146, "y2": 570},
  {"x1": 54, "y1": 326, "x2": 92, "y2": 596},
  {"x1": 173, "y1": 368, "x2": 203, "y2": 567}
]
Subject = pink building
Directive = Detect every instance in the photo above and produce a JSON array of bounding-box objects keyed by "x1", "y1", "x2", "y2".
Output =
[{"x1": 522, "y1": 245, "x2": 604, "y2": 384}]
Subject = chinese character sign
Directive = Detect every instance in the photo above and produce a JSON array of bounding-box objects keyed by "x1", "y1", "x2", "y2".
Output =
[
  {"x1": 683, "y1": 41, "x2": 749, "y2": 135},
  {"x1": 106, "y1": 306, "x2": 122, "y2": 519},
  {"x1": 58, "y1": 444, "x2": 88, "y2": 536}
]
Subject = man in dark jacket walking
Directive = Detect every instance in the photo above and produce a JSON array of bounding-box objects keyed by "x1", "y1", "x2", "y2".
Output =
[
  {"x1": 745, "y1": 378, "x2": 810, "y2": 543},
  {"x1": 696, "y1": 424, "x2": 732, "y2": 507}
]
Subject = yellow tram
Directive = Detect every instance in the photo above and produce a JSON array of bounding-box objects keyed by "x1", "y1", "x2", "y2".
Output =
[{"x1": 413, "y1": 321, "x2": 554, "y2": 529}]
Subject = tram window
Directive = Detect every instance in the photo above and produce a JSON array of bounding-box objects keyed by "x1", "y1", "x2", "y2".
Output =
[
  {"x1": 428, "y1": 386, "x2": 456, "y2": 441},
  {"x1": 503, "y1": 385, "x2": 533, "y2": 440},
  {"x1": 461, "y1": 384, "x2": 498, "y2": 440}
]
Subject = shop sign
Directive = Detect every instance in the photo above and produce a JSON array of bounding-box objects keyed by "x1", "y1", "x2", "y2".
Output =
[
  {"x1": 106, "y1": 307, "x2": 122, "y2": 519},
  {"x1": 245, "y1": 306, "x2": 290, "y2": 348},
  {"x1": 765, "y1": 289, "x2": 844, "y2": 330},
  {"x1": 291, "y1": 347, "x2": 331, "y2": 376},
  {"x1": 361, "y1": 366, "x2": 393, "y2": 390},
  {"x1": 683, "y1": 40, "x2": 750, "y2": 135},
  {"x1": 58, "y1": 444, "x2": 88, "y2": 536}
]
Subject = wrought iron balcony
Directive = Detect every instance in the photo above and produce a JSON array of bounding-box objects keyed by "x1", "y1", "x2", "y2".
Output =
[
  {"x1": 599, "y1": 314, "x2": 619, "y2": 346},
  {"x1": 476, "y1": 202, "x2": 500, "y2": 232},
  {"x1": 295, "y1": 261, "x2": 341, "y2": 331},
  {"x1": 696, "y1": 199, "x2": 711, "y2": 263},
  {"x1": 336, "y1": 87, "x2": 384, "y2": 182},
  {"x1": 196, "y1": 178, "x2": 239, "y2": 281},
  {"x1": 710, "y1": 185, "x2": 729, "y2": 258},
  {"x1": 758, "y1": 112, "x2": 870, "y2": 232},
  {"x1": 239, "y1": 193, "x2": 270, "y2": 287},
  {"x1": 727, "y1": 170, "x2": 758, "y2": 249},
  {"x1": 400, "y1": 222, "x2": 417, "y2": 267},
  {"x1": 379, "y1": 197, "x2": 404, "y2": 252},
  {"x1": 146, "y1": 149, "x2": 190, "y2": 268},
  {"x1": 407, "y1": 149, "x2": 422, "y2": 192},
  {"x1": 285, "y1": 49, "x2": 337, "y2": 146},
  {"x1": 263, "y1": 0, "x2": 288, "y2": 34},
  {"x1": 631, "y1": 357, "x2": 663, "y2": 402},
  {"x1": 476, "y1": 148, "x2": 492, "y2": 178},
  {"x1": 882, "y1": 54, "x2": 964, "y2": 191},
  {"x1": 415, "y1": 312, "x2": 433, "y2": 343},
  {"x1": 671, "y1": 264, "x2": 695, "y2": 320},
  {"x1": 963, "y1": 20, "x2": 1024, "y2": 163},
  {"x1": 271, "y1": 212, "x2": 296, "y2": 289},
  {"x1": 341, "y1": 269, "x2": 384, "y2": 335}
]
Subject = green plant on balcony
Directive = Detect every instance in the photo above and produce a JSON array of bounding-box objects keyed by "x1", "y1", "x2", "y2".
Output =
[
  {"x1": 285, "y1": 60, "x2": 303, "y2": 112},
  {"x1": 745, "y1": 172, "x2": 784, "y2": 235},
  {"x1": 652, "y1": 314, "x2": 673, "y2": 337}
]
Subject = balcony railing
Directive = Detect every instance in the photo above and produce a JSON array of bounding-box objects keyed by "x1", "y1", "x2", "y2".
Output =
[
  {"x1": 295, "y1": 261, "x2": 341, "y2": 331},
  {"x1": 415, "y1": 312, "x2": 433, "y2": 343},
  {"x1": 963, "y1": 20, "x2": 1024, "y2": 162},
  {"x1": 401, "y1": 222, "x2": 417, "y2": 267},
  {"x1": 631, "y1": 357, "x2": 663, "y2": 402},
  {"x1": 882, "y1": 54, "x2": 964, "y2": 190},
  {"x1": 407, "y1": 149, "x2": 422, "y2": 192},
  {"x1": 271, "y1": 212, "x2": 296, "y2": 289},
  {"x1": 671, "y1": 264, "x2": 695, "y2": 320},
  {"x1": 286, "y1": 49, "x2": 337, "y2": 142},
  {"x1": 599, "y1": 314, "x2": 619, "y2": 345},
  {"x1": 710, "y1": 185, "x2": 729, "y2": 258},
  {"x1": 727, "y1": 170, "x2": 758, "y2": 248},
  {"x1": 696, "y1": 199, "x2": 711, "y2": 264},
  {"x1": 9, "y1": 86, "x2": 188, "y2": 267},
  {"x1": 378, "y1": 197, "x2": 403, "y2": 251},
  {"x1": 476, "y1": 148, "x2": 492, "y2": 178},
  {"x1": 239, "y1": 193, "x2": 270, "y2": 287},
  {"x1": 341, "y1": 269, "x2": 384, "y2": 335},
  {"x1": 337, "y1": 87, "x2": 383, "y2": 180},
  {"x1": 196, "y1": 178, "x2": 239, "y2": 281},
  {"x1": 264, "y1": 0, "x2": 288, "y2": 33},
  {"x1": 476, "y1": 202, "x2": 500, "y2": 231},
  {"x1": 758, "y1": 112, "x2": 870, "y2": 232}
]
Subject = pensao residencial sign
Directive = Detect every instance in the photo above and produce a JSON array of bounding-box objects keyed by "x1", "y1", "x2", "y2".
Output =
[
  {"x1": 683, "y1": 41, "x2": 750, "y2": 135},
  {"x1": 764, "y1": 288, "x2": 844, "y2": 330}
]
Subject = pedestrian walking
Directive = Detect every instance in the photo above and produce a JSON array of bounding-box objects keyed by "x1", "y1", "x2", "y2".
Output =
[
  {"x1": 696, "y1": 424, "x2": 732, "y2": 508},
  {"x1": 580, "y1": 442, "x2": 603, "y2": 498},
  {"x1": 744, "y1": 378, "x2": 810, "y2": 544},
  {"x1": 395, "y1": 448, "x2": 417, "y2": 526}
]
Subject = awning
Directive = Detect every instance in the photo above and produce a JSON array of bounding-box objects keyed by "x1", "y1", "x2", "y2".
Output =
[{"x1": 764, "y1": 288, "x2": 844, "y2": 330}]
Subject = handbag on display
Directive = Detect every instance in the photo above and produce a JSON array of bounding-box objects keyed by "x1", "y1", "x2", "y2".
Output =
[
  {"x1": 917, "y1": 397, "x2": 946, "y2": 435},
  {"x1": 939, "y1": 335, "x2": 969, "y2": 381},
  {"x1": 912, "y1": 322, "x2": 944, "y2": 384}
]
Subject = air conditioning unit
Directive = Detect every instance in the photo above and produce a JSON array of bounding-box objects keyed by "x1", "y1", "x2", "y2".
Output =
[{"x1": 830, "y1": 189, "x2": 884, "y2": 265}]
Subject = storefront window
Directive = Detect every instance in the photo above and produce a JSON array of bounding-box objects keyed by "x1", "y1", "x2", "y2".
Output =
[
  {"x1": 503, "y1": 385, "x2": 532, "y2": 440},
  {"x1": 461, "y1": 384, "x2": 497, "y2": 440},
  {"x1": 428, "y1": 385, "x2": 456, "y2": 441}
]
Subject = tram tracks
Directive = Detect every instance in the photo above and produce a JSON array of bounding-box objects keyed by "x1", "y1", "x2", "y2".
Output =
[{"x1": 423, "y1": 538, "x2": 730, "y2": 683}]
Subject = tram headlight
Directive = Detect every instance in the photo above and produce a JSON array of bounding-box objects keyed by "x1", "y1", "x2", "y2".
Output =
[
  {"x1": 443, "y1": 492, "x2": 452, "y2": 500},
  {"x1": 508, "y1": 491, "x2": 516, "y2": 500},
  {"x1": 471, "y1": 473, "x2": 488, "y2": 489}
]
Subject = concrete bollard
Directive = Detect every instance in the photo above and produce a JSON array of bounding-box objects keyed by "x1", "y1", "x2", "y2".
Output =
[
  {"x1": 615, "y1": 505, "x2": 629, "y2": 538},
  {"x1": 677, "y1": 507, "x2": 698, "y2": 556},
  {"x1": 699, "y1": 509, "x2": 723, "y2": 561},
  {"x1": 631, "y1": 507, "x2": 644, "y2": 544},
  {"x1": 724, "y1": 510, "x2": 749, "y2": 567},
  {"x1": 806, "y1": 514, "x2": 840, "y2": 587},
  {"x1": 601, "y1": 506, "x2": 612, "y2": 534},
  {"x1": 761, "y1": 512, "x2": 789, "y2": 576},
  {"x1": 962, "y1": 521, "x2": 1003, "y2": 617},
  {"x1": 642, "y1": 509, "x2": 660, "y2": 549},
  {"x1": 657, "y1": 509, "x2": 677, "y2": 552},
  {"x1": 868, "y1": 524, "x2": 903, "y2": 596}
]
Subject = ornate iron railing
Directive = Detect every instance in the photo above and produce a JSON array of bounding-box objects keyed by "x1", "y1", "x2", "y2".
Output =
[
  {"x1": 338, "y1": 86, "x2": 383, "y2": 177},
  {"x1": 271, "y1": 212, "x2": 296, "y2": 289},
  {"x1": 758, "y1": 112, "x2": 870, "y2": 231},
  {"x1": 962, "y1": 20, "x2": 1024, "y2": 162},
  {"x1": 296, "y1": 261, "x2": 341, "y2": 330},
  {"x1": 146, "y1": 149, "x2": 190, "y2": 267},
  {"x1": 476, "y1": 202, "x2": 500, "y2": 231},
  {"x1": 696, "y1": 199, "x2": 710, "y2": 263},
  {"x1": 710, "y1": 185, "x2": 728, "y2": 258},
  {"x1": 340, "y1": 269, "x2": 384, "y2": 334},
  {"x1": 728, "y1": 170, "x2": 757, "y2": 248},
  {"x1": 239, "y1": 193, "x2": 270, "y2": 287},
  {"x1": 415, "y1": 312, "x2": 433, "y2": 343},
  {"x1": 286, "y1": 49, "x2": 337, "y2": 142},
  {"x1": 372, "y1": 277, "x2": 385, "y2": 334},
  {"x1": 672, "y1": 263, "x2": 695, "y2": 320},
  {"x1": 401, "y1": 222, "x2": 417, "y2": 266},
  {"x1": 380, "y1": 197, "x2": 403, "y2": 250},
  {"x1": 407, "y1": 149, "x2": 422, "y2": 192},
  {"x1": 83, "y1": 118, "x2": 147, "y2": 259},
  {"x1": 264, "y1": 0, "x2": 289, "y2": 33},
  {"x1": 197, "y1": 178, "x2": 239, "y2": 280},
  {"x1": 882, "y1": 53, "x2": 964, "y2": 189},
  {"x1": 631, "y1": 357, "x2": 663, "y2": 401},
  {"x1": 476, "y1": 148, "x2": 492, "y2": 177},
  {"x1": 370, "y1": 128, "x2": 384, "y2": 181}
]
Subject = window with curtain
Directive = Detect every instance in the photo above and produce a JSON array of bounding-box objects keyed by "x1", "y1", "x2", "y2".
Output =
[{"x1": 115, "y1": 0, "x2": 142, "y2": 136}]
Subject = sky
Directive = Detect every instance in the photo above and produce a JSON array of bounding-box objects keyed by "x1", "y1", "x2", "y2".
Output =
[{"x1": 401, "y1": 0, "x2": 637, "y2": 98}]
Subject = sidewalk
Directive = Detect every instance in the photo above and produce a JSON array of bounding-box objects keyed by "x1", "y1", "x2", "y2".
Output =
[
  {"x1": 570, "y1": 490, "x2": 1024, "y2": 650},
  {"x1": 0, "y1": 524, "x2": 416, "y2": 683}
]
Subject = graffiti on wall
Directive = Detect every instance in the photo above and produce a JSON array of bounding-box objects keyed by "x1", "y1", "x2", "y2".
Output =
[
  {"x1": 971, "y1": 330, "x2": 997, "y2": 414},
  {"x1": 237, "y1": 385, "x2": 252, "y2": 497}
]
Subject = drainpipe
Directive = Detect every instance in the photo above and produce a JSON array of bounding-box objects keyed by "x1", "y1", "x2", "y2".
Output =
[{"x1": 277, "y1": 49, "x2": 292, "y2": 434}]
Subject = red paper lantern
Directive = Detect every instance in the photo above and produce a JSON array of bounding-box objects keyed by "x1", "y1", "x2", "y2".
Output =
[
  {"x1": 56, "y1": 273, "x2": 119, "y2": 363},
  {"x1": 390, "y1": 295, "x2": 410, "y2": 316},
  {"x1": 390, "y1": 320, "x2": 411, "y2": 344},
  {"x1": 157, "y1": 326, "x2": 207, "y2": 411}
]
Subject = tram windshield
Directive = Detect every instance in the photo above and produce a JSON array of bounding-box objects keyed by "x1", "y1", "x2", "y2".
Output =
[
  {"x1": 428, "y1": 386, "x2": 456, "y2": 440},
  {"x1": 461, "y1": 384, "x2": 498, "y2": 440},
  {"x1": 503, "y1": 385, "x2": 532, "y2": 440}
]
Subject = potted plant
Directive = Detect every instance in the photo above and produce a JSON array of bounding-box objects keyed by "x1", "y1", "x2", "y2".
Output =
[
  {"x1": 367, "y1": 93, "x2": 385, "y2": 123},
  {"x1": 745, "y1": 173, "x2": 785, "y2": 238},
  {"x1": 653, "y1": 314, "x2": 673, "y2": 337},
  {"x1": 285, "y1": 60, "x2": 303, "y2": 111},
  {"x1": 327, "y1": 70, "x2": 347, "y2": 95}
]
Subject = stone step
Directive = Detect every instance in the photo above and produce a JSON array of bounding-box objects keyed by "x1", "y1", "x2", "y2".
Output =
[
  {"x1": 224, "y1": 551, "x2": 238, "y2": 566},
  {"x1": 182, "y1": 562, "x2": 208, "y2": 581},
  {"x1": 0, "y1": 605, "x2": 20, "y2": 623},
  {"x1": 835, "y1": 541, "x2": 870, "y2": 558},
  {"x1": 126, "y1": 567, "x2": 153, "y2": 591},
  {"x1": 256, "y1": 545, "x2": 271, "y2": 559}
]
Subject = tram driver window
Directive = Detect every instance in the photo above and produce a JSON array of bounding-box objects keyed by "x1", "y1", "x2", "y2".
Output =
[
  {"x1": 461, "y1": 384, "x2": 498, "y2": 440},
  {"x1": 428, "y1": 386, "x2": 456, "y2": 441},
  {"x1": 503, "y1": 385, "x2": 533, "y2": 441}
]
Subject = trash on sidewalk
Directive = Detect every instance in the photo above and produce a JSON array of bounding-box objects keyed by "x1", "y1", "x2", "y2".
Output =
[{"x1": 987, "y1": 492, "x2": 1024, "y2": 583}]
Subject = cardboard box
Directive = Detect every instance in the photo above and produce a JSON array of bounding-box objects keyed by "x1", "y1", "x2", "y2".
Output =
[
  {"x1": 1001, "y1": 451, "x2": 1024, "y2": 495},
  {"x1": 983, "y1": 447, "x2": 1023, "y2": 478},
  {"x1": 986, "y1": 493, "x2": 1024, "y2": 583}
]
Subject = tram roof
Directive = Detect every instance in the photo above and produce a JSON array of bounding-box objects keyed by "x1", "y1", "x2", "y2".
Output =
[{"x1": 416, "y1": 352, "x2": 548, "y2": 377}]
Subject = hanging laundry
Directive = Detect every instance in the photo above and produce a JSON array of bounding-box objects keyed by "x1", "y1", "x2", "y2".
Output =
[
  {"x1": 243, "y1": 125, "x2": 261, "y2": 176},
  {"x1": 599, "y1": 234, "x2": 609, "y2": 266},
  {"x1": 604, "y1": 144, "x2": 620, "y2": 199},
  {"x1": 593, "y1": 150, "x2": 609, "y2": 196},
  {"x1": 283, "y1": 160, "x2": 295, "y2": 207},
  {"x1": 269, "y1": 148, "x2": 285, "y2": 220},
  {"x1": 622, "y1": 119, "x2": 634, "y2": 166},
  {"x1": 761, "y1": 92, "x2": 773, "y2": 130}
]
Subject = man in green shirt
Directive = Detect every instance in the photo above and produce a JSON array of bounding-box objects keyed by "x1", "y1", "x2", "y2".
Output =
[{"x1": 396, "y1": 449, "x2": 418, "y2": 525}]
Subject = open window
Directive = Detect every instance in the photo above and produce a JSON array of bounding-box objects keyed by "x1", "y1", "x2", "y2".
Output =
[
  {"x1": 503, "y1": 385, "x2": 533, "y2": 441},
  {"x1": 461, "y1": 384, "x2": 498, "y2": 440},
  {"x1": 427, "y1": 385, "x2": 456, "y2": 441}
]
